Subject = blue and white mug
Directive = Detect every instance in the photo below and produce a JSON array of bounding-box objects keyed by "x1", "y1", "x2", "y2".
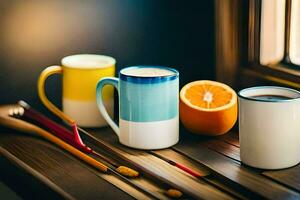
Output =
[{"x1": 96, "y1": 66, "x2": 179, "y2": 149}]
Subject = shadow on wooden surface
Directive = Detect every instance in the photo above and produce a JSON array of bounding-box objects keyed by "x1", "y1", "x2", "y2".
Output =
[
  {"x1": 1, "y1": 122, "x2": 300, "y2": 199},
  {"x1": 175, "y1": 129, "x2": 300, "y2": 199},
  {"x1": 0, "y1": 130, "x2": 135, "y2": 200}
]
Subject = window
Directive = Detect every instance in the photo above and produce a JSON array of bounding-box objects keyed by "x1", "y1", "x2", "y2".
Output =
[{"x1": 215, "y1": 0, "x2": 300, "y2": 89}]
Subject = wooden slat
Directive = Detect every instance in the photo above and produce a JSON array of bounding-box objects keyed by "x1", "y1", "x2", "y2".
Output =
[
  {"x1": 153, "y1": 149, "x2": 211, "y2": 178},
  {"x1": 0, "y1": 132, "x2": 147, "y2": 200},
  {"x1": 263, "y1": 165, "x2": 300, "y2": 192},
  {"x1": 178, "y1": 131, "x2": 240, "y2": 162},
  {"x1": 217, "y1": 131, "x2": 240, "y2": 147},
  {"x1": 88, "y1": 128, "x2": 235, "y2": 200},
  {"x1": 200, "y1": 139, "x2": 240, "y2": 162},
  {"x1": 203, "y1": 176, "x2": 249, "y2": 200},
  {"x1": 0, "y1": 147, "x2": 73, "y2": 200},
  {"x1": 174, "y1": 132, "x2": 300, "y2": 200}
]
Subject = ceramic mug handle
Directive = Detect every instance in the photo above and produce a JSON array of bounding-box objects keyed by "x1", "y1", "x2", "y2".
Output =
[
  {"x1": 37, "y1": 66, "x2": 74, "y2": 124},
  {"x1": 96, "y1": 77, "x2": 120, "y2": 137}
]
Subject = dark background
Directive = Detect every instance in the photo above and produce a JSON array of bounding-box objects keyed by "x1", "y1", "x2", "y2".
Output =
[
  {"x1": 0, "y1": 1, "x2": 215, "y2": 198},
  {"x1": 0, "y1": 0, "x2": 215, "y2": 111}
]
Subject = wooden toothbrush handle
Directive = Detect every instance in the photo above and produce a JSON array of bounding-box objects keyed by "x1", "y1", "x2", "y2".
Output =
[{"x1": 0, "y1": 105, "x2": 108, "y2": 173}]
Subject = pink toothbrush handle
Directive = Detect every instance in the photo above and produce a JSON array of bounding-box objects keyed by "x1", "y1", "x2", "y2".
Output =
[{"x1": 19, "y1": 101, "x2": 92, "y2": 153}]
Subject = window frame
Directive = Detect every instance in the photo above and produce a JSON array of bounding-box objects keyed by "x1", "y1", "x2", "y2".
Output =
[{"x1": 215, "y1": 0, "x2": 300, "y2": 90}]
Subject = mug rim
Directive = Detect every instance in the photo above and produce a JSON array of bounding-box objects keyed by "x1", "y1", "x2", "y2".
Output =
[
  {"x1": 119, "y1": 66, "x2": 179, "y2": 83},
  {"x1": 238, "y1": 86, "x2": 300, "y2": 102},
  {"x1": 61, "y1": 54, "x2": 116, "y2": 69}
]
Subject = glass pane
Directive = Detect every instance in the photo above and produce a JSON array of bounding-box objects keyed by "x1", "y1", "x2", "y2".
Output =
[
  {"x1": 289, "y1": 0, "x2": 300, "y2": 65},
  {"x1": 260, "y1": 0, "x2": 286, "y2": 65}
]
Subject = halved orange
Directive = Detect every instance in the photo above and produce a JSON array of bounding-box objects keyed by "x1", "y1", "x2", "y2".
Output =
[{"x1": 180, "y1": 80, "x2": 237, "y2": 136}]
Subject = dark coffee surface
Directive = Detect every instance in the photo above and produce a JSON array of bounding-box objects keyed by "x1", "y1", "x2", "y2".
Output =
[{"x1": 251, "y1": 95, "x2": 293, "y2": 101}]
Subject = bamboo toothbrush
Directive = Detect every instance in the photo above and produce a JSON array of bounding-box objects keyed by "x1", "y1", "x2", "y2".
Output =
[{"x1": 16, "y1": 101, "x2": 138, "y2": 178}]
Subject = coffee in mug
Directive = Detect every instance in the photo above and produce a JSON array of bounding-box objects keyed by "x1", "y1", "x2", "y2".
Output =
[
  {"x1": 96, "y1": 66, "x2": 179, "y2": 149},
  {"x1": 250, "y1": 95, "x2": 292, "y2": 101}
]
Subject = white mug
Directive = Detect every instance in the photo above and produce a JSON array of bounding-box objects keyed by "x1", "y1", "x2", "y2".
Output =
[{"x1": 238, "y1": 86, "x2": 300, "y2": 169}]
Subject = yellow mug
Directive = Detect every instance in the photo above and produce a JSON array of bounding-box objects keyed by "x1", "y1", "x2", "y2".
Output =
[{"x1": 38, "y1": 54, "x2": 115, "y2": 127}]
